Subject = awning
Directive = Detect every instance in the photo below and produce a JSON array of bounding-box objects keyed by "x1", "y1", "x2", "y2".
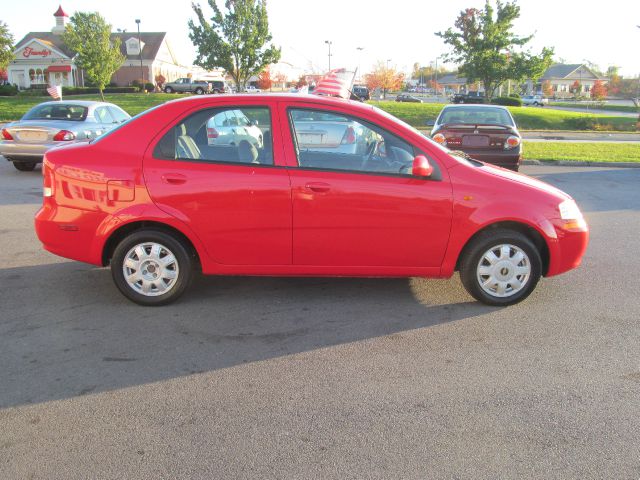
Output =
[{"x1": 47, "y1": 65, "x2": 72, "y2": 72}]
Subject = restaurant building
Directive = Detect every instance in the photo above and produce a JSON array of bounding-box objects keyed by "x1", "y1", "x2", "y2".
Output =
[{"x1": 7, "y1": 5, "x2": 191, "y2": 89}]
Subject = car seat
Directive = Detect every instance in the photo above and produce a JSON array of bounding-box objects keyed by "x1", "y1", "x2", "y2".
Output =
[
  {"x1": 238, "y1": 140, "x2": 259, "y2": 164},
  {"x1": 176, "y1": 124, "x2": 201, "y2": 159},
  {"x1": 260, "y1": 130, "x2": 273, "y2": 164}
]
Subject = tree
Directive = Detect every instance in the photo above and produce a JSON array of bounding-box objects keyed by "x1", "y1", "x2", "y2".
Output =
[
  {"x1": 295, "y1": 74, "x2": 308, "y2": 88},
  {"x1": 62, "y1": 12, "x2": 124, "y2": 100},
  {"x1": 542, "y1": 80, "x2": 553, "y2": 97},
  {"x1": 0, "y1": 21, "x2": 15, "y2": 72},
  {"x1": 188, "y1": 0, "x2": 281, "y2": 92},
  {"x1": 257, "y1": 67, "x2": 272, "y2": 91},
  {"x1": 436, "y1": 1, "x2": 554, "y2": 100},
  {"x1": 590, "y1": 80, "x2": 607, "y2": 101},
  {"x1": 571, "y1": 80, "x2": 581, "y2": 97},
  {"x1": 364, "y1": 61, "x2": 405, "y2": 99}
]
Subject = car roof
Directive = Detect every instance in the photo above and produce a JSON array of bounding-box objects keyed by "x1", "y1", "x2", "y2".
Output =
[
  {"x1": 33, "y1": 100, "x2": 118, "y2": 108},
  {"x1": 166, "y1": 93, "x2": 375, "y2": 111},
  {"x1": 442, "y1": 104, "x2": 509, "y2": 111}
]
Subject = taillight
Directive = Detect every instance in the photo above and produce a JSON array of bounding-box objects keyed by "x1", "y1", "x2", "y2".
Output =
[
  {"x1": 1, "y1": 128, "x2": 13, "y2": 140},
  {"x1": 53, "y1": 130, "x2": 76, "y2": 141},
  {"x1": 341, "y1": 126, "x2": 356, "y2": 145},
  {"x1": 505, "y1": 135, "x2": 521, "y2": 149},
  {"x1": 207, "y1": 127, "x2": 219, "y2": 139},
  {"x1": 42, "y1": 157, "x2": 54, "y2": 197},
  {"x1": 432, "y1": 133, "x2": 446, "y2": 145}
]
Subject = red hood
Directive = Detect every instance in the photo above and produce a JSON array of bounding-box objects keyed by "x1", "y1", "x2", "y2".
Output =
[{"x1": 481, "y1": 163, "x2": 571, "y2": 201}]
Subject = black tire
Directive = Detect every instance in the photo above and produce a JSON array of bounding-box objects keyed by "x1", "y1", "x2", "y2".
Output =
[
  {"x1": 195, "y1": 87, "x2": 204, "y2": 95},
  {"x1": 164, "y1": 86, "x2": 173, "y2": 94},
  {"x1": 111, "y1": 230, "x2": 194, "y2": 306},
  {"x1": 13, "y1": 161, "x2": 37, "y2": 171},
  {"x1": 459, "y1": 228, "x2": 542, "y2": 306}
]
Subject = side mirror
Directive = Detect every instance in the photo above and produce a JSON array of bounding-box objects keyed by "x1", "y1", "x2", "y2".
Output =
[
  {"x1": 425, "y1": 120, "x2": 435, "y2": 127},
  {"x1": 412, "y1": 155, "x2": 434, "y2": 178},
  {"x1": 251, "y1": 119, "x2": 259, "y2": 126}
]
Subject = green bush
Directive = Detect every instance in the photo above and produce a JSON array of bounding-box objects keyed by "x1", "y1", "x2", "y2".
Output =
[
  {"x1": 0, "y1": 85, "x2": 19, "y2": 96},
  {"x1": 62, "y1": 86, "x2": 139, "y2": 95},
  {"x1": 508, "y1": 93, "x2": 521, "y2": 98},
  {"x1": 144, "y1": 82, "x2": 155, "y2": 92},
  {"x1": 491, "y1": 96, "x2": 523, "y2": 106}
]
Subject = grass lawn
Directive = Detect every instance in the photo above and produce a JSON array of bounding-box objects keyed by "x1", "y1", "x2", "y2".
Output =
[
  {"x1": 550, "y1": 102, "x2": 640, "y2": 114},
  {"x1": 523, "y1": 141, "x2": 640, "y2": 163},
  {"x1": 1, "y1": 94, "x2": 637, "y2": 133},
  {"x1": 0, "y1": 93, "x2": 181, "y2": 121},
  {"x1": 370, "y1": 101, "x2": 637, "y2": 132}
]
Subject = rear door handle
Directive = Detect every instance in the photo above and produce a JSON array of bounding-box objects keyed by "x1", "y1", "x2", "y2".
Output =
[
  {"x1": 305, "y1": 182, "x2": 330, "y2": 193},
  {"x1": 161, "y1": 173, "x2": 187, "y2": 185}
]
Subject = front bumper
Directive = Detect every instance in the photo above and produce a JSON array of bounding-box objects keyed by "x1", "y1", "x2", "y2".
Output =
[{"x1": 546, "y1": 223, "x2": 589, "y2": 277}]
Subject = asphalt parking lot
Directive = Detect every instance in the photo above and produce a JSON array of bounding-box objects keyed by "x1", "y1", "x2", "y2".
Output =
[{"x1": 1, "y1": 159, "x2": 639, "y2": 479}]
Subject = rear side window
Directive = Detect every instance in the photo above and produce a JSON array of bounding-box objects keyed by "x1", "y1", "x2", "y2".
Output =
[
  {"x1": 94, "y1": 106, "x2": 115, "y2": 124},
  {"x1": 108, "y1": 107, "x2": 130, "y2": 123},
  {"x1": 153, "y1": 106, "x2": 273, "y2": 166}
]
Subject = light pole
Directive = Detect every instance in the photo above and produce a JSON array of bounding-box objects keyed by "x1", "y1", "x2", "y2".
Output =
[
  {"x1": 356, "y1": 46, "x2": 364, "y2": 82},
  {"x1": 135, "y1": 19, "x2": 144, "y2": 85},
  {"x1": 324, "y1": 40, "x2": 332, "y2": 72},
  {"x1": 384, "y1": 59, "x2": 391, "y2": 99}
]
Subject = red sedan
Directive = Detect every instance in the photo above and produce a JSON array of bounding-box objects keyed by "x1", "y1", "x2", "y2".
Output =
[{"x1": 35, "y1": 94, "x2": 589, "y2": 306}]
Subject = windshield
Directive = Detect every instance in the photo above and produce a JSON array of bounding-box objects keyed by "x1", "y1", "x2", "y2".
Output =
[
  {"x1": 438, "y1": 106, "x2": 514, "y2": 126},
  {"x1": 23, "y1": 104, "x2": 88, "y2": 121}
]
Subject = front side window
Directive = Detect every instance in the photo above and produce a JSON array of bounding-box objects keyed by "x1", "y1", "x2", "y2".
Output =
[
  {"x1": 153, "y1": 106, "x2": 273, "y2": 165},
  {"x1": 288, "y1": 108, "x2": 419, "y2": 176}
]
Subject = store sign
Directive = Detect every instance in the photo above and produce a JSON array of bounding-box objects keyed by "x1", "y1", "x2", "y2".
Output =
[{"x1": 22, "y1": 47, "x2": 52, "y2": 58}]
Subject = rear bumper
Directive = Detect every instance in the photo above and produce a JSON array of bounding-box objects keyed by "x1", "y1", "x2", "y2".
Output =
[
  {"x1": 35, "y1": 202, "x2": 106, "y2": 266},
  {"x1": 460, "y1": 147, "x2": 522, "y2": 169},
  {"x1": 0, "y1": 141, "x2": 55, "y2": 160}
]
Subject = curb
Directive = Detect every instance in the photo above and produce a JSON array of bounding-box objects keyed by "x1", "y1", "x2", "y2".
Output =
[{"x1": 522, "y1": 159, "x2": 640, "y2": 168}]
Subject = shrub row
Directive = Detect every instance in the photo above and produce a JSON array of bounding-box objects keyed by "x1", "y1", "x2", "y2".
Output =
[
  {"x1": 62, "y1": 86, "x2": 140, "y2": 95},
  {"x1": 0, "y1": 84, "x2": 19, "y2": 96},
  {"x1": 491, "y1": 96, "x2": 523, "y2": 106}
]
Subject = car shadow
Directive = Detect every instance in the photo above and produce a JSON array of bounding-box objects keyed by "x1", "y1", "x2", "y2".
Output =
[
  {"x1": 528, "y1": 167, "x2": 640, "y2": 213},
  {"x1": 0, "y1": 261, "x2": 494, "y2": 409}
]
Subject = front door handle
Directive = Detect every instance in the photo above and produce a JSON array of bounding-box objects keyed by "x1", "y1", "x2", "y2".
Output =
[
  {"x1": 161, "y1": 173, "x2": 187, "y2": 185},
  {"x1": 305, "y1": 182, "x2": 330, "y2": 193}
]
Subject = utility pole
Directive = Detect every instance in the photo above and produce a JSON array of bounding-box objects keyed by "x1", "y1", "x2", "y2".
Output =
[
  {"x1": 135, "y1": 19, "x2": 144, "y2": 86},
  {"x1": 356, "y1": 47, "x2": 364, "y2": 82},
  {"x1": 324, "y1": 40, "x2": 332, "y2": 72}
]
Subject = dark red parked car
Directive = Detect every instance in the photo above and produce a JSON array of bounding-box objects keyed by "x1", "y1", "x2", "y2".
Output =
[
  {"x1": 429, "y1": 104, "x2": 523, "y2": 171},
  {"x1": 35, "y1": 94, "x2": 588, "y2": 306}
]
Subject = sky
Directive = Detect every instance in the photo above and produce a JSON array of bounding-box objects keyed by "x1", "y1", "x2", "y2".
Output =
[{"x1": 3, "y1": 0, "x2": 640, "y2": 77}]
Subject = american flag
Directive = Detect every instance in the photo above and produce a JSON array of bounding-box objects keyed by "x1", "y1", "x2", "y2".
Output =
[
  {"x1": 47, "y1": 85, "x2": 62, "y2": 100},
  {"x1": 313, "y1": 68, "x2": 356, "y2": 99}
]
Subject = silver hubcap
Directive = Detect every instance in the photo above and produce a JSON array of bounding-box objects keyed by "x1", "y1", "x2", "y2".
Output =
[
  {"x1": 476, "y1": 244, "x2": 531, "y2": 298},
  {"x1": 123, "y1": 242, "x2": 179, "y2": 297}
]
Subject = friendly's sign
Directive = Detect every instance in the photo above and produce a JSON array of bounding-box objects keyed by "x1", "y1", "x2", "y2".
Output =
[{"x1": 22, "y1": 47, "x2": 52, "y2": 58}]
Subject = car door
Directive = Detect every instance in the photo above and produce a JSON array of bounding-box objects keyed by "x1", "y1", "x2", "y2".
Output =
[
  {"x1": 282, "y1": 105, "x2": 453, "y2": 268},
  {"x1": 144, "y1": 103, "x2": 291, "y2": 266}
]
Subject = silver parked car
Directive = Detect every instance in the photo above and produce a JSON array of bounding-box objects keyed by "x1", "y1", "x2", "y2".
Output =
[
  {"x1": 521, "y1": 94, "x2": 548, "y2": 107},
  {"x1": 0, "y1": 100, "x2": 131, "y2": 171},
  {"x1": 206, "y1": 109, "x2": 263, "y2": 147}
]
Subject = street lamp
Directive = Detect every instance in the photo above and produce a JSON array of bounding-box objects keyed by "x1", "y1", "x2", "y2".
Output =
[
  {"x1": 384, "y1": 59, "x2": 391, "y2": 99},
  {"x1": 324, "y1": 40, "x2": 332, "y2": 72},
  {"x1": 135, "y1": 19, "x2": 144, "y2": 85},
  {"x1": 356, "y1": 47, "x2": 364, "y2": 82}
]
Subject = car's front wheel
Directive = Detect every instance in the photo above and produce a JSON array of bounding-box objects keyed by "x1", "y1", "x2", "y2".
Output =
[
  {"x1": 459, "y1": 228, "x2": 542, "y2": 306},
  {"x1": 13, "y1": 161, "x2": 37, "y2": 172},
  {"x1": 111, "y1": 230, "x2": 194, "y2": 306},
  {"x1": 195, "y1": 87, "x2": 204, "y2": 95}
]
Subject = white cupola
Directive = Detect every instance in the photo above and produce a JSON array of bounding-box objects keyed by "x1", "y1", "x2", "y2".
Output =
[{"x1": 52, "y1": 5, "x2": 69, "y2": 35}]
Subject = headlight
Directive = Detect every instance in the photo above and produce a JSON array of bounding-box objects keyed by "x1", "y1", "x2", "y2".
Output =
[
  {"x1": 558, "y1": 199, "x2": 587, "y2": 230},
  {"x1": 559, "y1": 199, "x2": 582, "y2": 220}
]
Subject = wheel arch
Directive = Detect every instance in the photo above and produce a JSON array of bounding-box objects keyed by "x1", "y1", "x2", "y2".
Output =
[
  {"x1": 101, "y1": 220, "x2": 201, "y2": 268},
  {"x1": 455, "y1": 221, "x2": 550, "y2": 276}
]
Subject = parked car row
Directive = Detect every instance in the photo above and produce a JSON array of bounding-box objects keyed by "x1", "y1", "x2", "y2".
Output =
[{"x1": 31, "y1": 94, "x2": 588, "y2": 308}]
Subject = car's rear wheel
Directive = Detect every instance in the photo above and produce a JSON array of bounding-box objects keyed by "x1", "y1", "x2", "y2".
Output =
[
  {"x1": 164, "y1": 86, "x2": 173, "y2": 93},
  {"x1": 459, "y1": 228, "x2": 542, "y2": 306},
  {"x1": 111, "y1": 230, "x2": 193, "y2": 306},
  {"x1": 13, "y1": 161, "x2": 37, "y2": 171}
]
